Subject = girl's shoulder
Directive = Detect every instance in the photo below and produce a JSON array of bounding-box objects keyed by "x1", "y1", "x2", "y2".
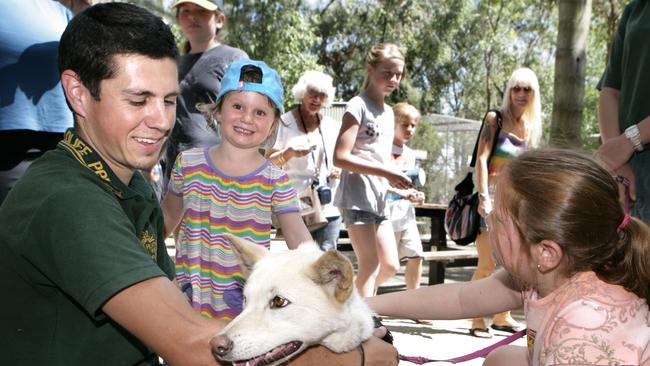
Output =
[
  {"x1": 259, "y1": 160, "x2": 291, "y2": 181},
  {"x1": 177, "y1": 147, "x2": 209, "y2": 165}
]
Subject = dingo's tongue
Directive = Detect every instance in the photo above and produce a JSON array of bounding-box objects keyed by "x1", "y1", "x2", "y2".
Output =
[{"x1": 232, "y1": 341, "x2": 302, "y2": 366}]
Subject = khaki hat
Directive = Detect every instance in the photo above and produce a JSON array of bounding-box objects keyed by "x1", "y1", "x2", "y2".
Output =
[{"x1": 171, "y1": 0, "x2": 224, "y2": 11}]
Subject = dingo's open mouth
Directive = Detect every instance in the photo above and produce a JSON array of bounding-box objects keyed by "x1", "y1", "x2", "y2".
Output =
[{"x1": 232, "y1": 341, "x2": 302, "y2": 366}]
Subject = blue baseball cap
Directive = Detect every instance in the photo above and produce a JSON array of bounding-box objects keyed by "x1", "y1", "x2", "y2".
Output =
[{"x1": 217, "y1": 60, "x2": 284, "y2": 113}]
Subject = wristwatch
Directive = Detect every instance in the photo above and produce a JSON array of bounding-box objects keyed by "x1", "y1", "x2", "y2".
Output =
[{"x1": 624, "y1": 124, "x2": 644, "y2": 152}]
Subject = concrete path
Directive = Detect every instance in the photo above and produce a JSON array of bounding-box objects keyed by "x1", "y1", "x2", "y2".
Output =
[{"x1": 380, "y1": 265, "x2": 526, "y2": 366}]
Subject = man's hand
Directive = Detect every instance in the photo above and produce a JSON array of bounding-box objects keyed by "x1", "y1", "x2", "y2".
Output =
[{"x1": 595, "y1": 133, "x2": 635, "y2": 173}]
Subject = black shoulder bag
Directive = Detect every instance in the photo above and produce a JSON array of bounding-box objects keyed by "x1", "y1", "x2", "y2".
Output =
[{"x1": 444, "y1": 110, "x2": 502, "y2": 246}]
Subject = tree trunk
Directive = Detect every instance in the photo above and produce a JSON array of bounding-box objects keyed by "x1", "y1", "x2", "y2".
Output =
[{"x1": 550, "y1": 0, "x2": 592, "y2": 148}]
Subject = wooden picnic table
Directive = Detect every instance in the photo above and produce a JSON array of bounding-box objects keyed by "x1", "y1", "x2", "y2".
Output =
[
  {"x1": 414, "y1": 202, "x2": 448, "y2": 250},
  {"x1": 414, "y1": 202, "x2": 478, "y2": 285}
]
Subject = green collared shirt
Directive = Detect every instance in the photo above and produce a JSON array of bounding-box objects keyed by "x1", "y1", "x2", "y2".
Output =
[{"x1": 0, "y1": 129, "x2": 173, "y2": 365}]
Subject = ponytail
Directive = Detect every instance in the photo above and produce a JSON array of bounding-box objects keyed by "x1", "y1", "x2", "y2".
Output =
[{"x1": 596, "y1": 217, "x2": 650, "y2": 302}]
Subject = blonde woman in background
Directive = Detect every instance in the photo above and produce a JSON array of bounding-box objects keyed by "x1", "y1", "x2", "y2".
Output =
[{"x1": 470, "y1": 67, "x2": 543, "y2": 338}]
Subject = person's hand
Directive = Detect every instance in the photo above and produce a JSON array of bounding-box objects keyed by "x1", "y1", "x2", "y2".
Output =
[
  {"x1": 361, "y1": 336, "x2": 399, "y2": 366},
  {"x1": 407, "y1": 190, "x2": 425, "y2": 205},
  {"x1": 286, "y1": 145, "x2": 314, "y2": 160},
  {"x1": 614, "y1": 163, "x2": 637, "y2": 207},
  {"x1": 478, "y1": 195, "x2": 492, "y2": 217},
  {"x1": 386, "y1": 170, "x2": 413, "y2": 190},
  {"x1": 595, "y1": 134, "x2": 635, "y2": 173},
  {"x1": 329, "y1": 167, "x2": 341, "y2": 180}
]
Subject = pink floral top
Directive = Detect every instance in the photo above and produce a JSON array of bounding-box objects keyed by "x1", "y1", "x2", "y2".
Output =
[{"x1": 524, "y1": 271, "x2": 650, "y2": 365}]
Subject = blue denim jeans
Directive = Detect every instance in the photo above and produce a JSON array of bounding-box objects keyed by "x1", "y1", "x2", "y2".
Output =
[{"x1": 311, "y1": 216, "x2": 342, "y2": 251}]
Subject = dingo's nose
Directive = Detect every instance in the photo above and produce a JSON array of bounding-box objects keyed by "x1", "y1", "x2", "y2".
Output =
[{"x1": 210, "y1": 334, "x2": 234, "y2": 358}]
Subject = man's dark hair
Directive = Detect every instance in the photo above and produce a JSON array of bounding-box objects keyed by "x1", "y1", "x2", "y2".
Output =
[{"x1": 58, "y1": 3, "x2": 179, "y2": 100}]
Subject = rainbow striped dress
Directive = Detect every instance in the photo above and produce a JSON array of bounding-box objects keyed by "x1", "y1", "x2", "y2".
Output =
[{"x1": 169, "y1": 148, "x2": 299, "y2": 319}]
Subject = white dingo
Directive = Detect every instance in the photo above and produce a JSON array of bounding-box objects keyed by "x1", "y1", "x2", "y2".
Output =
[{"x1": 211, "y1": 234, "x2": 374, "y2": 366}]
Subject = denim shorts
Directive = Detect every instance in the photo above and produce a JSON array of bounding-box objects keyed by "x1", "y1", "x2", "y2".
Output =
[{"x1": 342, "y1": 209, "x2": 387, "y2": 225}]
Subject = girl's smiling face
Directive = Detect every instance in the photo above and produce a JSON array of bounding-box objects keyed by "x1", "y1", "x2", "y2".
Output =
[{"x1": 215, "y1": 91, "x2": 277, "y2": 150}]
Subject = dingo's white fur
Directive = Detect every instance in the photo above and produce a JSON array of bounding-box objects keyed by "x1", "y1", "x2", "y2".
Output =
[{"x1": 211, "y1": 234, "x2": 374, "y2": 366}]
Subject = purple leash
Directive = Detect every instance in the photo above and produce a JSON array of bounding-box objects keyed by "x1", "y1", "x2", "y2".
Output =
[{"x1": 399, "y1": 329, "x2": 526, "y2": 364}]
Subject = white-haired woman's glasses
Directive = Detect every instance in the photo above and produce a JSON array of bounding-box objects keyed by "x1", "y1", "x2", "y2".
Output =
[{"x1": 306, "y1": 88, "x2": 327, "y2": 99}]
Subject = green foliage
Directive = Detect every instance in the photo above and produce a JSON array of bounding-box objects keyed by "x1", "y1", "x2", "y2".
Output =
[
  {"x1": 226, "y1": 0, "x2": 321, "y2": 109},
  {"x1": 122, "y1": 0, "x2": 624, "y2": 200}
]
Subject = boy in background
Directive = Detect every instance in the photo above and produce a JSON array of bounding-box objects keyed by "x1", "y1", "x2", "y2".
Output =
[{"x1": 386, "y1": 103, "x2": 426, "y2": 296}]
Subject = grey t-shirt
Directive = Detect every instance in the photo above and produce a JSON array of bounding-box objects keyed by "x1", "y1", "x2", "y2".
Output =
[
  {"x1": 334, "y1": 91, "x2": 394, "y2": 215},
  {"x1": 165, "y1": 44, "x2": 248, "y2": 179}
]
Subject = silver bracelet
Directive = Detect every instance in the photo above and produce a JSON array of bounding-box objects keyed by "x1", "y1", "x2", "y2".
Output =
[{"x1": 624, "y1": 124, "x2": 644, "y2": 152}]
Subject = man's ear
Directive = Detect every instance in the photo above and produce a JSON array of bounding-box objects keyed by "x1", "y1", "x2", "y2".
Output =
[
  {"x1": 535, "y1": 240, "x2": 564, "y2": 273},
  {"x1": 215, "y1": 12, "x2": 226, "y2": 30},
  {"x1": 60, "y1": 69, "x2": 88, "y2": 120}
]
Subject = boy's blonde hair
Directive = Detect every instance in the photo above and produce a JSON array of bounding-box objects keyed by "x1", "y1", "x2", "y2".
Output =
[{"x1": 393, "y1": 102, "x2": 421, "y2": 122}]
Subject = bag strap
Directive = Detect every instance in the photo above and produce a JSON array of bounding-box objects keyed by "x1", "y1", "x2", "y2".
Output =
[{"x1": 469, "y1": 109, "x2": 503, "y2": 169}]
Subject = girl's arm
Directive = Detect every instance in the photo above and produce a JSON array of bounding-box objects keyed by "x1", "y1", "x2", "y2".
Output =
[
  {"x1": 276, "y1": 211, "x2": 314, "y2": 249},
  {"x1": 366, "y1": 270, "x2": 523, "y2": 321},
  {"x1": 160, "y1": 192, "x2": 184, "y2": 238},
  {"x1": 475, "y1": 112, "x2": 499, "y2": 216},
  {"x1": 334, "y1": 112, "x2": 411, "y2": 189}
]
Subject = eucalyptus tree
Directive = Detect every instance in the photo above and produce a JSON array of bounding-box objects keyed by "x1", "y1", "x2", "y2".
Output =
[{"x1": 550, "y1": 0, "x2": 592, "y2": 148}]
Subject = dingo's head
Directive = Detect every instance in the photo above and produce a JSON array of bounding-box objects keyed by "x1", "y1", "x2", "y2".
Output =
[{"x1": 210, "y1": 233, "x2": 373, "y2": 366}]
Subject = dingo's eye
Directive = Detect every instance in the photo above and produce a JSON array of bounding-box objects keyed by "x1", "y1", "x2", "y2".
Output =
[{"x1": 270, "y1": 296, "x2": 290, "y2": 309}]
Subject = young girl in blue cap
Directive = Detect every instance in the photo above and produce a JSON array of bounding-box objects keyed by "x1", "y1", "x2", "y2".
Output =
[{"x1": 161, "y1": 60, "x2": 313, "y2": 320}]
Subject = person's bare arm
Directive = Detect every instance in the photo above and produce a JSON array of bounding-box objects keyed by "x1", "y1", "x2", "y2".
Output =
[
  {"x1": 597, "y1": 86, "x2": 639, "y2": 200},
  {"x1": 476, "y1": 112, "x2": 498, "y2": 216},
  {"x1": 103, "y1": 276, "x2": 227, "y2": 366},
  {"x1": 277, "y1": 211, "x2": 314, "y2": 249},
  {"x1": 598, "y1": 87, "x2": 621, "y2": 143},
  {"x1": 160, "y1": 192, "x2": 184, "y2": 238},
  {"x1": 366, "y1": 270, "x2": 522, "y2": 321},
  {"x1": 334, "y1": 113, "x2": 411, "y2": 190},
  {"x1": 290, "y1": 337, "x2": 398, "y2": 366}
]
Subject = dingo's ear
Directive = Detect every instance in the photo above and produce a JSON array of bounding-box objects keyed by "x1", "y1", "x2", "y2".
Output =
[
  {"x1": 223, "y1": 233, "x2": 268, "y2": 278},
  {"x1": 309, "y1": 251, "x2": 354, "y2": 303}
]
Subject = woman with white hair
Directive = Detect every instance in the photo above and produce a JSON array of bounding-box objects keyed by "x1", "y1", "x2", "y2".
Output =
[
  {"x1": 469, "y1": 67, "x2": 543, "y2": 338},
  {"x1": 267, "y1": 70, "x2": 342, "y2": 251}
]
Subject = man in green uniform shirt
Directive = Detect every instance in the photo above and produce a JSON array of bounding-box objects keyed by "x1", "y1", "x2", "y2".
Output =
[{"x1": 0, "y1": 3, "x2": 396, "y2": 366}]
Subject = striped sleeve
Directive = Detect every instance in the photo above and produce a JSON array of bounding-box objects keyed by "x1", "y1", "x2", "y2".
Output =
[{"x1": 269, "y1": 163, "x2": 299, "y2": 215}]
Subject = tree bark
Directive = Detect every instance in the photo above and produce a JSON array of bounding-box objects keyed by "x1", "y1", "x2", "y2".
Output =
[{"x1": 550, "y1": 0, "x2": 592, "y2": 148}]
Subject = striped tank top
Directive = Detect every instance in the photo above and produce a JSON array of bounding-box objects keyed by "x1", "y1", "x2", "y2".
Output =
[{"x1": 488, "y1": 131, "x2": 527, "y2": 177}]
